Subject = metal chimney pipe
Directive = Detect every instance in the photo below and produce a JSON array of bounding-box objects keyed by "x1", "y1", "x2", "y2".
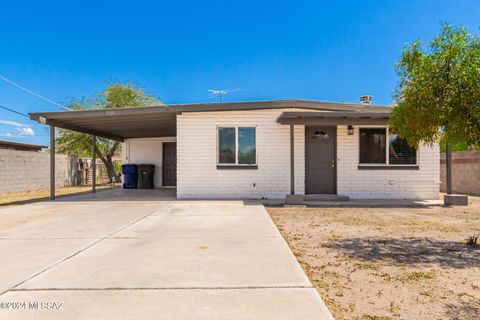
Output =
[{"x1": 360, "y1": 95, "x2": 372, "y2": 104}]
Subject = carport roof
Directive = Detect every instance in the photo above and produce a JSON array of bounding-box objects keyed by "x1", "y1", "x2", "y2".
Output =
[{"x1": 29, "y1": 99, "x2": 391, "y2": 141}]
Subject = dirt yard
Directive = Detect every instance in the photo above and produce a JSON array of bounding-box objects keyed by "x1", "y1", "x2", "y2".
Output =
[
  {"x1": 0, "y1": 185, "x2": 118, "y2": 207},
  {"x1": 268, "y1": 198, "x2": 480, "y2": 320}
]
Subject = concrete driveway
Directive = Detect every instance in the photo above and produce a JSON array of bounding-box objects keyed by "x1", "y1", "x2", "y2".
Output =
[{"x1": 0, "y1": 190, "x2": 332, "y2": 319}]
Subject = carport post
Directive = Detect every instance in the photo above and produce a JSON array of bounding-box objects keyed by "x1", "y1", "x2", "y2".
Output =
[
  {"x1": 50, "y1": 125, "x2": 55, "y2": 200},
  {"x1": 92, "y1": 135, "x2": 96, "y2": 193}
]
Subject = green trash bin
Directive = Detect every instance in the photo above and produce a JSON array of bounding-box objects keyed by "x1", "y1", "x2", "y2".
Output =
[{"x1": 137, "y1": 164, "x2": 155, "y2": 189}]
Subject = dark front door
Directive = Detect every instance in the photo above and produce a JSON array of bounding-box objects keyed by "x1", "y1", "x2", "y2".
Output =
[
  {"x1": 305, "y1": 126, "x2": 336, "y2": 194},
  {"x1": 162, "y1": 142, "x2": 177, "y2": 186}
]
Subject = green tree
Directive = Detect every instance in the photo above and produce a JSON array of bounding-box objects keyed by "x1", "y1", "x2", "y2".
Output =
[
  {"x1": 389, "y1": 23, "x2": 480, "y2": 150},
  {"x1": 56, "y1": 82, "x2": 160, "y2": 182}
]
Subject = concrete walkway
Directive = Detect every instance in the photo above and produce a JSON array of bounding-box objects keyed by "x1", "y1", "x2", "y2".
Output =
[{"x1": 0, "y1": 191, "x2": 332, "y2": 319}]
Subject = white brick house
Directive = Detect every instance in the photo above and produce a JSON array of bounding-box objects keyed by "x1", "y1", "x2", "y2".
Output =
[{"x1": 31, "y1": 99, "x2": 440, "y2": 201}]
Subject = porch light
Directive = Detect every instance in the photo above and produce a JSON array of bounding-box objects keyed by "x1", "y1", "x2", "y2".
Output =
[{"x1": 347, "y1": 125, "x2": 354, "y2": 135}]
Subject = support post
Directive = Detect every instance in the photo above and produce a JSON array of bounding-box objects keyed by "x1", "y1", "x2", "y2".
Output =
[
  {"x1": 285, "y1": 125, "x2": 303, "y2": 205},
  {"x1": 444, "y1": 143, "x2": 468, "y2": 205},
  {"x1": 50, "y1": 125, "x2": 55, "y2": 200},
  {"x1": 92, "y1": 135, "x2": 96, "y2": 193},
  {"x1": 446, "y1": 143, "x2": 452, "y2": 195},
  {"x1": 290, "y1": 124, "x2": 295, "y2": 195}
]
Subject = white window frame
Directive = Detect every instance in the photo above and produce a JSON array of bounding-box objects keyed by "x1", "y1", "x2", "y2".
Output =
[
  {"x1": 217, "y1": 126, "x2": 257, "y2": 166},
  {"x1": 358, "y1": 127, "x2": 418, "y2": 167}
]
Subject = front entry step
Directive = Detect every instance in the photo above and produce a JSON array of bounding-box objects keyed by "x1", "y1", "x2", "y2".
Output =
[{"x1": 304, "y1": 194, "x2": 349, "y2": 201}]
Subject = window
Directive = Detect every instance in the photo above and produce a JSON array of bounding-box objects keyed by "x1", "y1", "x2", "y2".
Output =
[
  {"x1": 359, "y1": 128, "x2": 386, "y2": 164},
  {"x1": 218, "y1": 127, "x2": 256, "y2": 166},
  {"x1": 218, "y1": 128, "x2": 235, "y2": 164},
  {"x1": 238, "y1": 127, "x2": 256, "y2": 164},
  {"x1": 389, "y1": 134, "x2": 416, "y2": 165},
  {"x1": 359, "y1": 128, "x2": 417, "y2": 166}
]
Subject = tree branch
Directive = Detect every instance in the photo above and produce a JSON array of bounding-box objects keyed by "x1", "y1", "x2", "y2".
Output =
[
  {"x1": 109, "y1": 141, "x2": 120, "y2": 158},
  {"x1": 93, "y1": 141, "x2": 106, "y2": 162}
]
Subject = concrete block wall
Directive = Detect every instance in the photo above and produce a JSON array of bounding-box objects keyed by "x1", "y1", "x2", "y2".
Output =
[
  {"x1": 336, "y1": 125, "x2": 440, "y2": 199},
  {"x1": 0, "y1": 149, "x2": 78, "y2": 194},
  {"x1": 177, "y1": 109, "x2": 305, "y2": 199},
  {"x1": 440, "y1": 151, "x2": 480, "y2": 196}
]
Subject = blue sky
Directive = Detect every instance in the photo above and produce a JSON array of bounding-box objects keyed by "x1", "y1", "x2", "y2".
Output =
[{"x1": 0, "y1": 0, "x2": 479, "y2": 145}]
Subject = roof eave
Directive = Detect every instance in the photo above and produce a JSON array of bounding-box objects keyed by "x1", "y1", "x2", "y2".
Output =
[
  {"x1": 276, "y1": 111, "x2": 390, "y2": 125},
  {"x1": 28, "y1": 99, "x2": 391, "y2": 120}
]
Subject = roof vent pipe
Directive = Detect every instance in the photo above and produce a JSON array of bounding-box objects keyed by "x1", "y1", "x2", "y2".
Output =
[{"x1": 360, "y1": 95, "x2": 372, "y2": 104}]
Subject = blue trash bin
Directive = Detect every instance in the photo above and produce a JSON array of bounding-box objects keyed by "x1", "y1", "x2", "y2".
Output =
[{"x1": 122, "y1": 164, "x2": 138, "y2": 189}]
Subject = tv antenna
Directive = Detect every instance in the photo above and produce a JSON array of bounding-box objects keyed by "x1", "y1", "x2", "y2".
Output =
[{"x1": 208, "y1": 88, "x2": 244, "y2": 102}]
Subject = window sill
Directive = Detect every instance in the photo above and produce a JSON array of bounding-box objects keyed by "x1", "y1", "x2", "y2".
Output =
[
  {"x1": 358, "y1": 165, "x2": 419, "y2": 170},
  {"x1": 217, "y1": 165, "x2": 258, "y2": 170}
]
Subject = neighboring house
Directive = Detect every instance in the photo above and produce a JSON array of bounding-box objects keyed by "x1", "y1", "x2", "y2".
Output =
[
  {"x1": 30, "y1": 98, "x2": 440, "y2": 200},
  {"x1": 0, "y1": 140, "x2": 46, "y2": 152}
]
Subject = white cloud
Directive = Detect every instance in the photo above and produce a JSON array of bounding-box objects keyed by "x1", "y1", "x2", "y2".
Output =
[
  {"x1": 0, "y1": 119, "x2": 28, "y2": 127},
  {"x1": 0, "y1": 119, "x2": 35, "y2": 138},
  {"x1": 0, "y1": 133, "x2": 13, "y2": 137},
  {"x1": 17, "y1": 127, "x2": 34, "y2": 136}
]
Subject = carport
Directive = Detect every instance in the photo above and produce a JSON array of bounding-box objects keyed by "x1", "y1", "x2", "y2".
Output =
[
  {"x1": 29, "y1": 106, "x2": 177, "y2": 200},
  {"x1": 30, "y1": 100, "x2": 386, "y2": 200}
]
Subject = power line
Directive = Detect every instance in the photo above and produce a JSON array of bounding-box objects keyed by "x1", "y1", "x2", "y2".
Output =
[
  {"x1": 0, "y1": 104, "x2": 29, "y2": 117},
  {"x1": 0, "y1": 75, "x2": 70, "y2": 110}
]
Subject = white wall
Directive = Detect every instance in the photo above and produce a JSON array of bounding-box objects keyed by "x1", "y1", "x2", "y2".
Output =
[
  {"x1": 177, "y1": 109, "x2": 305, "y2": 199},
  {"x1": 122, "y1": 137, "x2": 176, "y2": 188},
  {"x1": 175, "y1": 110, "x2": 440, "y2": 200},
  {"x1": 336, "y1": 125, "x2": 440, "y2": 199}
]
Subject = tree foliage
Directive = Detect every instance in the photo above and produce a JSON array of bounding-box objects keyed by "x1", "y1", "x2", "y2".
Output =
[
  {"x1": 56, "y1": 82, "x2": 160, "y2": 181},
  {"x1": 389, "y1": 23, "x2": 480, "y2": 150}
]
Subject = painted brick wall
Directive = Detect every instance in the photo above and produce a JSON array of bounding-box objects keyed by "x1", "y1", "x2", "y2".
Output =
[
  {"x1": 0, "y1": 149, "x2": 78, "y2": 194},
  {"x1": 177, "y1": 111, "x2": 440, "y2": 200},
  {"x1": 177, "y1": 109, "x2": 305, "y2": 199},
  {"x1": 336, "y1": 125, "x2": 440, "y2": 199}
]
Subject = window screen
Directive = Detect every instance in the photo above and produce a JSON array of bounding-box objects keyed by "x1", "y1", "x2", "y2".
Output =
[
  {"x1": 389, "y1": 134, "x2": 417, "y2": 164},
  {"x1": 218, "y1": 128, "x2": 235, "y2": 164},
  {"x1": 359, "y1": 128, "x2": 386, "y2": 164}
]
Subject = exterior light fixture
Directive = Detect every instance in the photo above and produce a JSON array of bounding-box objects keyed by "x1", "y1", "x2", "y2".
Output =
[{"x1": 347, "y1": 125, "x2": 354, "y2": 135}]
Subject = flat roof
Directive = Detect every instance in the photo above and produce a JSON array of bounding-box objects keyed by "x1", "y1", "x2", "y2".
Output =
[
  {"x1": 0, "y1": 140, "x2": 47, "y2": 151},
  {"x1": 30, "y1": 99, "x2": 391, "y2": 141}
]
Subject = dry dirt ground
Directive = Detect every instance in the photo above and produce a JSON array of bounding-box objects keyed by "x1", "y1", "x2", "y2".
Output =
[
  {"x1": 0, "y1": 185, "x2": 117, "y2": 207},
  {"x1": 268, "y1": 198, "x2": 480, "y2": 320}
]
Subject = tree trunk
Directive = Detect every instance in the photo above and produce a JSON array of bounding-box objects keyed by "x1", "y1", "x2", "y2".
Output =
[
  {"x1": 93, "y1": 141, "x2": 120, "y2": 183},
  {"x1": 95, "y1": 155, "x2": 117, "y2": 183},
  {"x1": 104, "y1": 159, "x2": 117, "y2": 183}
]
